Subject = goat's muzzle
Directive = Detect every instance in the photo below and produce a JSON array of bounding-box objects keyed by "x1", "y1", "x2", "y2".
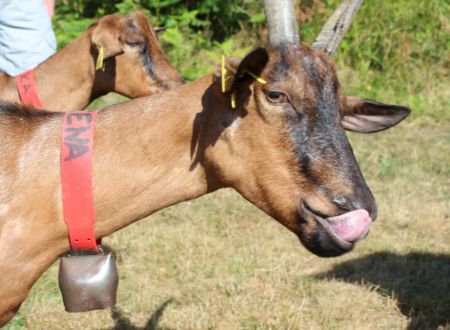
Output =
[{"x1": 297, "y1": 204, "x2": 374, "y2": 257}]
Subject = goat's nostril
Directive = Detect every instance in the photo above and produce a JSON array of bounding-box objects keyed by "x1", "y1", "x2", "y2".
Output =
[
  {"x1": 333, "y1": 196, "x2": 378, "y2": 221},
  {"x1": 332, "y1": 197, "x2": 352, "y2": 211}
]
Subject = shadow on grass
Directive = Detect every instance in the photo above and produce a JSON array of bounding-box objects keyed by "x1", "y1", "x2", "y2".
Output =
[
  {"x1": 108, "y1": 299, "x2": 174, "y2": 330},
  {"x1": 315, "y1": 252, "x2": 450, "y2": 330}
]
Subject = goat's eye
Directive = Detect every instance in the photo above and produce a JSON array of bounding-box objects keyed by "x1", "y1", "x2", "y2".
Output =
[
  {"x1": 126, "y1": 41, "x2": 142, "y2": 47},
  {"x1": 266, "y1": 91, "x2": 287, "y2": 104}
]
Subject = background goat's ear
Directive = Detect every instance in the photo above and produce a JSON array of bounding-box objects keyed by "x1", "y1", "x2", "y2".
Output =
[
  {"x1": 90, "y1": 19, "x2": 124, "y2": 59},
  {"x1": 123, "y1": 12, "x2": 149, "y2": 47},
  {"x1": 341, "y1": 97, "x2": 411, "y2": 133}
]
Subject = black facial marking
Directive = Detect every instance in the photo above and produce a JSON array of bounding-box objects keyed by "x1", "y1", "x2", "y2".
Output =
[
  {"x1": 301, "y1": 53, "x2": 350, "y2": 163},
  {"x1": 127, "y1": 20, "x2": 156, "y2": 79},
  {"x1": 285, "y1": 110, "x2": 314, "y2": 181},
  {"x1": 267, "y1": 46, "x2": 291, "y2": 80},
  {"x1": 280, "y1": 48, "x2": 361, "y2": 187},
  {"x1": 140, "y1": 39, "x2": 172, "y2": 90},
  {"x1": 141, "y1": 43, "x2": 155, "y2": 78}
]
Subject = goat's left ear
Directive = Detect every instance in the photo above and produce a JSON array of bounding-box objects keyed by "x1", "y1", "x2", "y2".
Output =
[
  {"x1": 90, "y1": 18, "x2": 124, "y2": 59},
  {"x1": 230, "y1": 48, "x2": 269, "y2": 91},
  {"x1": 341, "y1": 97, "x2": 411, "y2": 133},
  {"x1": 214, "y1": 48, "x2": 269, "y2": 93},
  {"x1": 91, "y1": 14, "x2": 148, "y2": 59}
]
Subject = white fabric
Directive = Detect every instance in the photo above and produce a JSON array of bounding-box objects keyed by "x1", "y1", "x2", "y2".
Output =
[{"x1": 0, "y1": 0, "x2": 56, "y2": 76}]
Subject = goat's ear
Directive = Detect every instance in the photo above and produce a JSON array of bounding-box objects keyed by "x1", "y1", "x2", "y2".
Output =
[
  {"x1": 341, "y1": 97, "x2": 411, "y2": 133},
  {"x1": 214, "y1": 48, "x2": 269, "y2": 93},
  {"x1": 90, "y1": 20, "x2": 124, "y2": 59},
  {"x1": 91, "y1": 14, "x2": 150, "y2": 59},
  {"x1": 123, "y1": 12, "x2": 152, "y2": 47},
  {"x1": 231, "y1": 48, "x2": 269, "y2": 91}
]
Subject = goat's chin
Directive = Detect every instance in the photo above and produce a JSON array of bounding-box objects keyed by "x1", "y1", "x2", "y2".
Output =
[
  {"x1": 297, "y1": 229, "x2": 354, "y2": 257},
  {"x1": 295, "y1": 207, "x2": 372, "y2": 258}
]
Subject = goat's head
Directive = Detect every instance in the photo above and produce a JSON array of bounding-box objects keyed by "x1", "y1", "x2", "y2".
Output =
[
  {"x1": 199, "y1": 0, "x2": 410, "y2": 257},
  {"x1": 89, "y1": 12, "x2": 183, "y2": 98}
]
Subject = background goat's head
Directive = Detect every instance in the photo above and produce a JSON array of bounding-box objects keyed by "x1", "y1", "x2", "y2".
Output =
[{"x1": 89, "y1": 12, "x2": 183, "y2": 98}]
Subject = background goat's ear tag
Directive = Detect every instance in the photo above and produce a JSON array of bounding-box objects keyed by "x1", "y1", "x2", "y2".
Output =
[{"x1": 96, "y1": 46, "x2": 105, "y2": 71}]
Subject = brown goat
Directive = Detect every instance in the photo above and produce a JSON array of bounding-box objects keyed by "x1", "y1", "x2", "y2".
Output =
[
  {"x1": 0, "y1": 12, "x2": 183, "y2": 111},
  {"x1": 0, "y1": 0, "x2": 410, "y2": 326}
]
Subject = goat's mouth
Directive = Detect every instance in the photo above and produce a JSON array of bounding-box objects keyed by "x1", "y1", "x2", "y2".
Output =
[{"x1": 299, "y1": 204, "x2": 373, "y2": 256}]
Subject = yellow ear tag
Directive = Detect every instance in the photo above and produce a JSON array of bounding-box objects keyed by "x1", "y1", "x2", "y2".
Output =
[
  {"x1": 221, "y1": 55, "x2": 236, "y2": 109},
  {"x1": 96, "y1": 46, "x2": 105, "y2": 71},
  {"x1": 221, "y1": 55, "x2": 227, "y2": 93},
  {"x1": 231, "y1": 92, "x2": 236, "y2": 109},
  {"x1": 221, "y1": 55, "x2": 235, "y2": 93},
  {"x1": 245, "y1": 70, "x2": 267, "y2": 84}
]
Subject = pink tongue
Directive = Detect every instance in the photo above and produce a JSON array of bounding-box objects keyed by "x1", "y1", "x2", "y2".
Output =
[{"x1": 327, "y1": 209, "x2": 372, "y2": 243}]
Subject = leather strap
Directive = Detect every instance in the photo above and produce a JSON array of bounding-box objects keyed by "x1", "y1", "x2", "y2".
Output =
[
  {"x1": 16, "y1": 69, "x2": 43, "y2": 108},
  {"x1": 61, "y1": 111, "x2": 98, "y2": 250}
]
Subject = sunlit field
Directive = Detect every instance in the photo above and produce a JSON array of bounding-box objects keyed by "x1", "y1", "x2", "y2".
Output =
[{"x1": 4, "y1": 0, "x2": 449, "y2": 329}]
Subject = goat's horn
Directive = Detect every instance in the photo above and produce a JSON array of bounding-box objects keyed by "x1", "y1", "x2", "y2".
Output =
[
  {"x1": 264, "y1": 0, "x2": 299, "y2": 47},
  {"x1": 312, "y1": 0, "x2": 362, "y2": 55},
  {"x1": 154, "y1": 26, "x2": 167, "y2": 33}
]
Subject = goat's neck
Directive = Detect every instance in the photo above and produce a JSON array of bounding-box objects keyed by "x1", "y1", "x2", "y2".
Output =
[
  {"x1": 0, "y1": 77, "x2": 216, "y2": 325},
  {"x1": 34, "y1": 76, "x2": 217, "y2": 251},
  {"x1": 33, "y1": 34, "x2": 96, "y2": 111},
  {"x1": 4, "y1": 77, "x2": 218, "y2": 259},
  {"x1": 91, "y1": 81, "x2": 215, "y2": 239},
  {"x1": 0, "y1": 73, "x2": 17, "y2": 100}
]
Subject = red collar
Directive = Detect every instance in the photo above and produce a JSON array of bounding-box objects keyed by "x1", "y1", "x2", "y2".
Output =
[
  {"x1": 16, "y1": 69, "x2": 43, "y2": 108},
  {"x1": 61, "y1": 111, "x2": 99, "y2": 250}
]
